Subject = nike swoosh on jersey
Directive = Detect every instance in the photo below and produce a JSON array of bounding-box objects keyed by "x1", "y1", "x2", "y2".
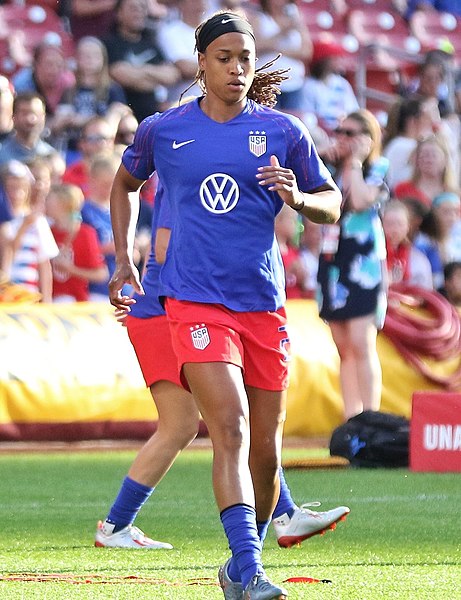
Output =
[{"x1": 172, "y1": 139, "x2": 196, "y2": 149}]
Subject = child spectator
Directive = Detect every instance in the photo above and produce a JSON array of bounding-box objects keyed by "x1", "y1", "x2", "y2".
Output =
[
  {"x1": 382, "y1": 199, "x2": 433, "y2": 289},
  {"x1": 0, "y1": 160, "x2": 58, "y2": 302},
  {"x1": 47, "y1": 183, "x2": 108, "y2": 302}
]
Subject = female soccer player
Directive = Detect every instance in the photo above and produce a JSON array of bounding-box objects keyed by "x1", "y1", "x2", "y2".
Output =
[{"x1": 109, "y1": 11, "x2": 342, "y2": 600}]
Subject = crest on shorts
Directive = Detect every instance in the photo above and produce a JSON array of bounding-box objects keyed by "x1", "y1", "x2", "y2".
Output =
[
  {"x1": 190, "y1": 324, "x2": 210, "y2": 350},
  {"x1": 249, "y1": 131, "x2": 266, "y2": 157}
]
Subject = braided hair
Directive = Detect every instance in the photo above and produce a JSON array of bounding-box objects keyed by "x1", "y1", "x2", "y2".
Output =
[{"x1": 180, "y1": 11, "x2": 290, "y2": 108}]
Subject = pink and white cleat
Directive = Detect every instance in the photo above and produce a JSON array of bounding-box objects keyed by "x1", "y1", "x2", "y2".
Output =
[{"x1": 94, "y1": 519, "x2": 173, "y2": 549}]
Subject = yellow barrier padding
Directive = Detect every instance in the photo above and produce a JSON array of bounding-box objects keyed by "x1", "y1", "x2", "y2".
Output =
[
  {"x1": 0, "y1": 303, "x2": 155, "y2": 425},
  {"x1": 1, "y1": 300, "x2": 457, "y2": 437}
]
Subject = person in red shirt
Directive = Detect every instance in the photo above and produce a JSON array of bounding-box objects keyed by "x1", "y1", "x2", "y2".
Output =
[
  {"x1": 62, "y1": 116, "x2": 116, "y2": 195},
  {"x1": 46, "y1": 183, "x2": 108, "y2": 302}
]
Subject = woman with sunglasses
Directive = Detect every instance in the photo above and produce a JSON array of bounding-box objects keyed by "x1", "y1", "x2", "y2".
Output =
[
  {"x1": 317, "y1": 109, "x2": 389, "y2": 421},
  {"x1": 109, "y1": 10, "x2": 341, "y2": 599}
]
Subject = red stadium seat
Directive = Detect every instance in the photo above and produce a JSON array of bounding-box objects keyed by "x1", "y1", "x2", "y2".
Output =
[
  {"x1": 0, "y1": 3, "x2": 74, "y2": 76},
  {"x1": 297, "y1": 2, "x2": 359, "y2": 56},
  {"x1": 409, "y1": 10, "x2": 461, "y2": 54}
]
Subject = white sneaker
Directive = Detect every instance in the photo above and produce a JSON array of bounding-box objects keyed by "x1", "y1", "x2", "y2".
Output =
[
  {"x1": 272, "y1": 503, "x2": 350, "y2": 548},
  {"x1": 94, "y1": 520, "x2": 173, "y2": 549}
]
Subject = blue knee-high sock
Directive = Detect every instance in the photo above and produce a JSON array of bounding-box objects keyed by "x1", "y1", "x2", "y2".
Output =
[
  {"x1": 227, "y1": 518, "x2": 270, "y2": 584},
  {"x1": 272, "y1": 467, "x2": 296, "y2": 519},
  {"x1": 220, "y1": 504, "x2": 262, "y2": 589},
  {"x1": 106, "y1": 476, "x2": 154, "y2": 532}
]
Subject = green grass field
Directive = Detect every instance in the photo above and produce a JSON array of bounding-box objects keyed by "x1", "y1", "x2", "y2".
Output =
[{"x1": 0, "y1": 445, "x2": 460, "y2": 599}]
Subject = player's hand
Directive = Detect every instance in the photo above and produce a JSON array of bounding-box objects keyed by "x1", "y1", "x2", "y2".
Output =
[
  {"x1": 256, "y1": 155, "x2": 302, "y2": 209},
  {"x1": 108, "y1": 261, "x2": 144, "y2": 310}
]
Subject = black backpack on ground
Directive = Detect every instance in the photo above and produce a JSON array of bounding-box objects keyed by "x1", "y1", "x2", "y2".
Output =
[{"x1": 329, "y1": 410, "x2": 410, "y2": 468}]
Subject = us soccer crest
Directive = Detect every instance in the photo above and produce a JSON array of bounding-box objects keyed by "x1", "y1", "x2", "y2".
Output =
[
  {"x1": 190, "y1": 324, "x2": 210, "y2": 350},
  {"x1": 249, "y1": 131, "x2": 266, "y2": 157}
]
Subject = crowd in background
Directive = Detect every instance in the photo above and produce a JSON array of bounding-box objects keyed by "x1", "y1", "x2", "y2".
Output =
[{"x1": 0, "y1": 0, "x2": 460, "y2": 309}]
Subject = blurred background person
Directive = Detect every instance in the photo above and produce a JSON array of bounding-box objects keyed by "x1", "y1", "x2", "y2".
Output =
[
  {"x1": 51, "y1": 36, "x2": 129, "y2": 162},
  {"x1": 299, "y1": 216, "x2": 322, "y2": 300},
  {"x1": 249, "y1": 0, "x2": 312, "y2": 114},
  {"x1": 318, "y1": 109, "x2": 389, "y2": 420},
  {"x1": 62, "y1": 116, "x2": 116, "y2": 195},
  {"x1": 46, "y1": 183, "x2": 108, "y2": 302},
  {"x1": 275, "y1": 203, "x2": 308, "y2": 299},
  {"x1": 414, "y1": 190, "x2": 461, "y2": 290},
  {"x1": 0, "y1": 160, "x2": 58, "y2": 302},
  {"x1": 0, "y1": 75, "x2": 14, "y2": 146},
  {"x1": 12, "y1": 42, "x2": 75, "y2": 125},
  {"x1": 81, "y1": 152, "x2": 121, "y2": 302},
  {"x1": 0, "y1": 92, "x2": 58, "y2": 166},
  {"x1": 302, "y1": 41, "x2": 359, "y2": 136},
  {"x1": 382, "y1": 97, "x2": 436, "y2": 193},
  {"x1": 394, "y1": 134, "x2": 459, "y2": 209},
  {"x1": 103, "y1": 0, "x2": 180, "y2": 122},
  {"x1": 382, "y1": 199, "x2": 433, "y2": 289},
  {"x1": 442, "y1": 261, "x2": 461, "y2": 309}
]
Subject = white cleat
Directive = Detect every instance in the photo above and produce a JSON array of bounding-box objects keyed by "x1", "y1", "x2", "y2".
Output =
[
  {"x1": 94, "y1": 519, "x2": 173, "y2": 549},
  {"x1": 272, "y1": 503, "x2": 350, "y2": 548}
]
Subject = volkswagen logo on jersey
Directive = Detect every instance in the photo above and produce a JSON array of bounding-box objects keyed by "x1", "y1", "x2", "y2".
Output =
[
  {"x1": 190, "y1": 324, "x2": 210, "y2": 350},
  {"x1": 249, "y1": 131, "x2": 267, "y2": 157},
  {"x1": 200, "y1": 173, "x2": 239, "y2": 214}
]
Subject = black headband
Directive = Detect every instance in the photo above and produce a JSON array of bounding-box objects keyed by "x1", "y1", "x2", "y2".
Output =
[{"x1": 195, "y1": 12, "x2": 255, "y2": 53}]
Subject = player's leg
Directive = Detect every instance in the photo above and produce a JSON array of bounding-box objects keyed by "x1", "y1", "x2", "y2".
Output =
[{"x1": 95, "y1": 315, "x2": 200, "y2": 549}]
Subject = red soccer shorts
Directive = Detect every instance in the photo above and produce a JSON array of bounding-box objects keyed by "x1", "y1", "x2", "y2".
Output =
[
  {"x1": 126, "y1": 314, "x2": 181, "y2": 388},
  {"x1": 165, "y1": 298, "x2": 291, "y2": 391}
]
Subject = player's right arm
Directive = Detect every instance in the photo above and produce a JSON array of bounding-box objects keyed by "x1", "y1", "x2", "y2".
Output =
[{"x1": 109, "y1": 164, "x2": 146, "y2": 310}]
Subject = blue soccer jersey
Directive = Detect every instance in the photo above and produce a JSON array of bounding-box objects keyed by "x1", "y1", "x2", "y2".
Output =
[
  {"x1": 130, "y1": 182, "x2": 172, "y2": 319},
  {"x1": 122, "y1": 98, "x2": 331, "y2": 312}
]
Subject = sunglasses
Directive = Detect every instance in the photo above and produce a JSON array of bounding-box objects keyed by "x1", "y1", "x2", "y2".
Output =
[
  {"x1": 334, "y1": 128, "x2": 365, "y2": 137},
  {"x1": 83, "y1": 135, "x2": 112, "y2": 143}
]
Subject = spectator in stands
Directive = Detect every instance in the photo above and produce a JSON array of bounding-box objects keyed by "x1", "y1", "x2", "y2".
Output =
[
  {"x1": 302, "y1": 41, "x2": 359, "y2": 135},
  {"x1": 408, "y1": 56, "x2": 460, "y2": 178},
  {"x1": 51, "y1": 36, "x2": 130, "y2": 161},
  {"x1": 0, "y1": 75, "x2": 14, "y2": 146},
  {"x1": 249, "y1": 0, "x2": 311, "y2": 113},
  {"x1": 156, "y1": 0, "x2": 208, "y2": 103},
  {"x1": 442, "y1": 261, "x2": 461, "y2": 308},
  {"x1": 275, "y1": 203, "x2": 308, "y2": 299},
  {"x1": 81, "y1": 152, "x2": 120, "y2": 302},
  {"x1": 299, "y1": 216, "x2": 322, "y2": 299},
  {"x1": 0, "y1": 185, "x2": 12, "y2": 273},
  {"x1": 317, "y1": 109, "x2": 389, "y2": 420},
  {"x1": 103, "y1": 0, "x2": 180, "y2": 122},
  {"x1": 394, "y1": 133, "x2": 458, "y2": 208},
  {"x1": 69, "y1": 0, "x2": 117, "y2": 41},
  {"x1": 414, "y1": 190, "x2": 461, "y2": 290},
  {"x1": 114, "y1": 110, "x2": 138, "y2": 152},
  {"x1": 383, "y1": 97, "x2": 436, "y2": 192},
  {"x1": 47, "y1": 183, "x2": 108, "y2": 302},
  {"x1": 62, "y1": 116, "x2": 116, "y2": 196},
  {"x1": 382, "y1": 199, "x2": 433, "y2": 288},
  {"x1": 0, "y1": 160, "x2": 58, "y2": 302},
  {"x1": 0, "y1": 92, "x2": 58, "y2": 166},
  {"x1": 12, "y1": 42, "x2": 75, "y2": 121},
  {"x1": 28, "y1": 156, "x2": 53, "y2": 217}
]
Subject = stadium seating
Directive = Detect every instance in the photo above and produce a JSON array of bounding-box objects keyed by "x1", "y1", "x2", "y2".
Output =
[
  {"x1": 409, "y1": 9, "x2": 461, "y2": 54},
  {"x1": 0, "y1": 3, "x2": 74, "y2": 76}
]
